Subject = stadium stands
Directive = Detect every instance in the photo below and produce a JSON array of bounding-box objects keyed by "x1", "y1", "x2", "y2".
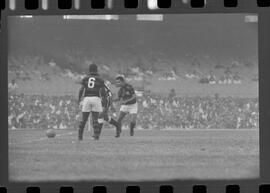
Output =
[{"x1": 8, "y1": 94, "x2": 258, "y2": 130}]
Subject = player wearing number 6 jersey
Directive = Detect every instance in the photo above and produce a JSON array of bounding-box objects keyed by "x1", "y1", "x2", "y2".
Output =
[{"x1": 78, "y1": 63, "x2": 106, "y2": 140}]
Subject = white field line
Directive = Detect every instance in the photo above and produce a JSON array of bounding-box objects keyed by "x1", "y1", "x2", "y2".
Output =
[{"x1": 9, "y1": 131, "x2": 75, "y2": 145}]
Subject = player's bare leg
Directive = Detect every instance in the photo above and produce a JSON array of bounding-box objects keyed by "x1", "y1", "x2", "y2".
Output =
[
  {"x1": 103, "y1": 110, "x2": 119, "y2": 131},
  {"x1": 78, "y1": 112, "x2": 90, "y2": 141},
  {"x1": 92, "y1": 112, "x2": 100, "y2": 140},
  {"x1": 130, "y1": 113, "x2": 137, "y2": 136},
  {"x1": 115, "y1": 111, "x2": 127, "y2": 138}
]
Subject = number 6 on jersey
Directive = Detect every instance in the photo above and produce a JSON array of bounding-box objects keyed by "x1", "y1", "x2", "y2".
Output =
[{"x1": 88, "y1": 77, "x2": 96, "y2": 88}]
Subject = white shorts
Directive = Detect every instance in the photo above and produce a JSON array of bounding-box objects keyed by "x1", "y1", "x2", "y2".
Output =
[
  {"x1": 120, "y1": 103, "x2": 138, "y2": 114},
  {"x1": 81, "y1": 97, "x2": 103, "y2": 113}
]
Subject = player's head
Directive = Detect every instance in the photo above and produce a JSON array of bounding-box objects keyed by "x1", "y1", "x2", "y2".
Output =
[
  {"x1": 115, "y1": 75, "x2": 125, "y2": 87},
  {"x1": 89, "y1": 63, "x2": 98, "y2": 75}
]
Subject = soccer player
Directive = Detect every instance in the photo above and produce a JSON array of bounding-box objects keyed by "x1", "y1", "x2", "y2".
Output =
[
  {"x1": 97, "y1": 81, "x2": 119, "y2": 136},
  {"x1": 115, "y1": 76, "x2": 138, "y2": 137},
  {"x1": 78, "y1": 63, "x2": 106, "y2": 141}
]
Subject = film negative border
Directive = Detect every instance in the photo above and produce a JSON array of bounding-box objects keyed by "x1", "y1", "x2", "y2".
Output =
[
  {"x1": 2, "y1": 184, "x2": 270, "y2": 193},
  {"x1": 1, "y1": 0, "x2": 270, "y2": 193},
  {"x1": 0, "y1": 0, "x2": 268, "y2": 30},
  {"x1": 0, "y1": 0, "x2": 270, "y2": 12},
  {"x1": 1, "y1": 0, "x2": 270, "y2": 10}
]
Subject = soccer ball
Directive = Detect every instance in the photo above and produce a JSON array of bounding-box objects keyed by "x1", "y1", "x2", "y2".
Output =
[{"x1": 46, "y1": 129, "x2": 56, "y2": 138}]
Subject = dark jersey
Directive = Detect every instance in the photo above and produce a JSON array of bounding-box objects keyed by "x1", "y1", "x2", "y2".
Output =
[
  {"x1": 80, "y1": 75, "x2": 105, "y2": 97},
  {"x1": 118, "y1": 83, "x2": 137, "y2": 105}
]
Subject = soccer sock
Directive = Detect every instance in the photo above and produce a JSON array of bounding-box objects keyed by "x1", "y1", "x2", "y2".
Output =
[
  {"x1": 130, "y1": 122, "x2": 136, "y2": 130},
  {"x1": 109, "y1": 118, "x2": 118, "y2": 127},
  {"x1": 78, "y1": 129, "x2": 83, "y2": 140},
  {"x1": 98, "y1": 123, "x2": 103, "y2": 135},
  {"x1": 79, "y1": 112, "x2": 90, "y2": 140},
  {"x1": 93, "y1": 125, "x2": 99, "y2": 138},
  {"x1": 130, "y1": 122, "x2": 136, "y2": 136},
  {"x1": 117, "y1": 122, "x2": 122, "y2": 134},
  {"x1": 78, "y1": 122, "x2": 85, "y2": 140}
]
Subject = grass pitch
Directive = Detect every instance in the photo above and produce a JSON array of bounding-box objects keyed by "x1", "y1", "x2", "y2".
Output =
[{"x1": 9, "y1": 129, "x2": 259, "y2": 181}]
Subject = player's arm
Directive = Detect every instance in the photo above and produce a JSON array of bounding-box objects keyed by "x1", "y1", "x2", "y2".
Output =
[
  {"x1": 78, "y1": 86, "x2": 85, "y2": 105},
  {"x1": 100, "y1": 87, "x2": 109, "y2": 109}
]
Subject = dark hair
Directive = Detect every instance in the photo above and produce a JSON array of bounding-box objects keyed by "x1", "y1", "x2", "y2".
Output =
[
  {"x1": 89, "y1": 63, "x2": 98, "y2": 74},
  {"x1": 116, "y1": 76, "x2": 124, "y2": 82}
]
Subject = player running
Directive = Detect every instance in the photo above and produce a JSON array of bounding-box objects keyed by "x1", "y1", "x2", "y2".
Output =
[
  {"x1": 96, "y1": 81, "x2": 119, "y2": 137},
  {"x1": 78, "y1": 63, "x2": 107, "y2": 141},
  {"x1": 114, "y1": 76, "x2": 138, "y2": 138}
]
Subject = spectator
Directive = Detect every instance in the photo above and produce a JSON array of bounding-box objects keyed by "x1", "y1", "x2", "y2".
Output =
[
  {"x1": 8, "y1": 79, "x2": 18, "y2": 94},
  {"x1": 207, "y1": 72, "x2": 216, "y2": 84},
  {"x1": 169, "y1": 89, "x2": 176, "y2": 101},
  {"x1": 49, "y1": 59, "x2": 56, "y2": 67},
  {"x1": 233, "y1": 73, "x2": 242, "y2": 84}
]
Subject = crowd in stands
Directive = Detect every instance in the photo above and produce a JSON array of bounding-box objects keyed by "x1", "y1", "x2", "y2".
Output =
[
  {"x1": 8, "y1": 93, "x2": 259, "y2": 130},
  {"x1": 8, "y1": 54, "x2": 258, "y2": 86},
  {"x1": 138, "y1": 93, "x2": 258, "y2": 129},
  {"x1": 8, "y1": 55, "x2": 57, "y2": 82},
  {"x1": 8, "y1": 94, "x2": 80, "y2": 130}
]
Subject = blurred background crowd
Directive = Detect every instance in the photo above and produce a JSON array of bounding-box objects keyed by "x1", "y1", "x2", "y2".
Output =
[{"x1": 8, "y1": 93, "x2": 258, "y2": 130}]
